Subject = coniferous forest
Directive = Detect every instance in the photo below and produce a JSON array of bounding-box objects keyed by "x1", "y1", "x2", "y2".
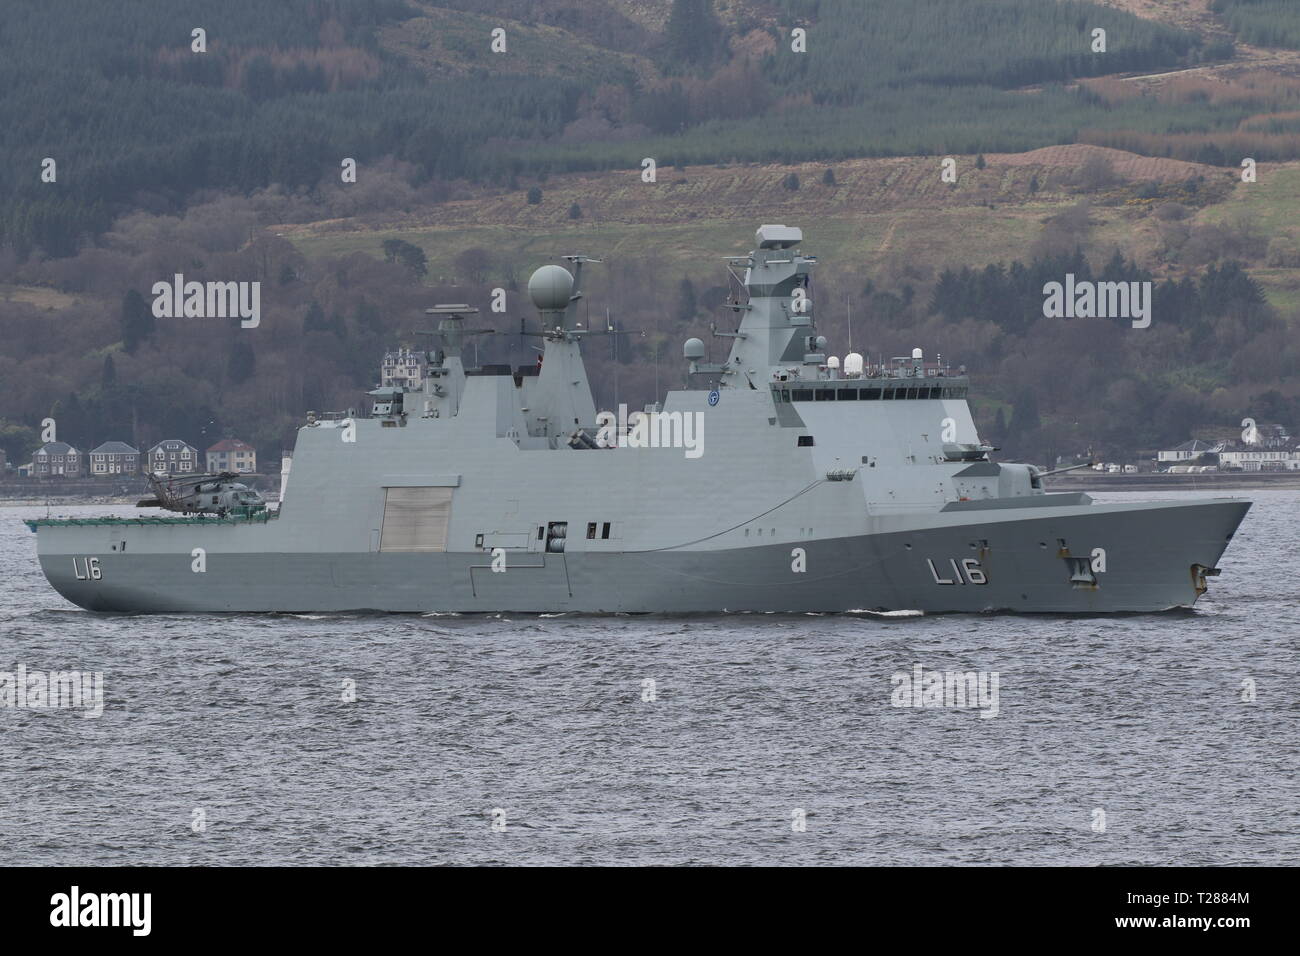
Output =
[
  {"x1": 3, "y1": 0, "x2": 1300, "y2": 468},
  {"x1": 0, "y1": 0, "x2": 1248, "y2": 256}
]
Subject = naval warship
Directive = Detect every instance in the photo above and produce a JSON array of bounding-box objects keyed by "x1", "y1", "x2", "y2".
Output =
[{"x1": 26, "y1": 225, "x2": 1249, "y2": 613}]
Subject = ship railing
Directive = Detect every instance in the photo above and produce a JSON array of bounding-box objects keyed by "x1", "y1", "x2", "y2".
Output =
[
  {"x1": 24, "y1": 511, "x2": 277, "y2": 530},
  {"x1": 857, "y1": 365, "x2": 956, "y2": 379}
]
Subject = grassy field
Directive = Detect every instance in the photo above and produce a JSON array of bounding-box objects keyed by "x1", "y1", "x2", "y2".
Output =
[
  {"x1": 378, "y1": 3, "x2": 653, "y2": 85},
  {"x1": 0, "y1": 285, "x2": 81, "y2": 310},
  {"x1": 288, "y1": 207, "x2": 1051, "y2": 290},
  {"x1": 1201, "y1": 163, "x2": 1300, "y2": 237},
  {"x1": 281, "y1": 148, "x2": 1300, "y2": 311}
]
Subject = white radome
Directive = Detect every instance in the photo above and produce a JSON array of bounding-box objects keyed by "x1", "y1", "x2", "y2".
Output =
[{"x1": 528, "y1": 264, "x2": 574, "y2": 312}]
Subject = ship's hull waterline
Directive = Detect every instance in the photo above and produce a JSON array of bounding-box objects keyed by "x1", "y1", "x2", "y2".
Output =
[
  {"x1": 21, "y1": 226, "x2": 1255, "y2": 614},
  {"x1": 34, "y1": 498, "x2": 1248, "y2": 614}
]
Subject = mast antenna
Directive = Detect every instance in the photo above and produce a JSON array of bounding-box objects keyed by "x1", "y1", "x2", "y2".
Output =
[{"x1": 846, "y1": 295, "x2": 853, "y2": 353}]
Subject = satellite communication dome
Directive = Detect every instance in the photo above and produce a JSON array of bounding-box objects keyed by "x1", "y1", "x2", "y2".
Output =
[
  {"x1": 683, "y1": 337, "x2": 706, "y2": 360},
  {"x1": 912, "y1": 347, "x2": 923, "y2": 360},
  {"x1": 528, "y1": 265, "x2": 574, "y2": 312},
  {"x1": 827, "y1": 356, "x2": 841, "y2": 369},
  {"x1": 844, "y1": 352, "x2": 864, "y2": 377}
]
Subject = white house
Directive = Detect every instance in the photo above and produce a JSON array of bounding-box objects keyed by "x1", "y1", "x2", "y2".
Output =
[
  {"x1": 381, "y1": 348, "x2": 429, "y2": 390},
  {"x1": 1219, "y1": 443, "x2": 1300, "y2": 471},
  {"x1": 1156, "y1": 439, "x2": 1222, "y2": 465},
  {"x1": 1218, "y1": 422, "x2": 1298, "y2": 471},
  {"x1": 146, "y1": 439, "x2": 200, "y2": 475}
]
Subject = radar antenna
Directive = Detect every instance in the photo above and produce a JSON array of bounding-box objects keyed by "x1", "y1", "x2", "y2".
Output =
[{"x1": 417, "y1": 304, "x2": 496, "y2": 359}]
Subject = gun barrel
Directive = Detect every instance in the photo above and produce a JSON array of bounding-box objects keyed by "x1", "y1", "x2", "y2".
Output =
[{"x1": 1034, "y1": 461, "x2": 1096, "y2": 478}]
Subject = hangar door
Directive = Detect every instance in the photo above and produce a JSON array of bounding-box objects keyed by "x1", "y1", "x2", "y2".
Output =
[{"x1": 379, "y1": 487, "x2": 453, "y2": 552}]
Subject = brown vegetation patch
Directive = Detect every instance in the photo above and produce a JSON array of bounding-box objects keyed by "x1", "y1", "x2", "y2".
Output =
[
  {"x1": 152, "y1": 40, "x2": 381, "y2": 92},
  {"x1": 987, "y1": 145, "x2": 1210, "y2": 181},
  {"x1": 1084, "y1": 70, "x2": 1300, "y2": 104},
  {"x1": 281, "y1": 147, "x2": 1230, "y2": 242},
  {"x1": 1092, "y1": 0, "x2": 1225, "y2": 36},
  {"x1": 1080, "y1": 128, "x2": 1300, "y2": 164}
]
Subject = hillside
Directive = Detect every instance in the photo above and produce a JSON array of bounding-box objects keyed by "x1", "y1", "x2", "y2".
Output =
[
  {"x1": 0, "y1": 0, "x2": 1279, "y2": 257},
  {"x1": 4, "y1": 0, "x2": 1300, "y2": 472},
  {"x1": 280, "y1": 144, "x2": 1295, "y2": 301}
]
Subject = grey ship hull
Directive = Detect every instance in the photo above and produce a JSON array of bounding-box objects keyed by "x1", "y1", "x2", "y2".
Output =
[
  {"x1": 23, "y1": 226, "x2": 1253, "y2": 614},
  {"x1": 33, "y1": 498, "x2": 1247, "y2": 614}
]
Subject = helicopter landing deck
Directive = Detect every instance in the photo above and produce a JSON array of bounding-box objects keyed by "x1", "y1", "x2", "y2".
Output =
[{"x1": 24, "y1": 512, "x2": 277, "y2": 530}]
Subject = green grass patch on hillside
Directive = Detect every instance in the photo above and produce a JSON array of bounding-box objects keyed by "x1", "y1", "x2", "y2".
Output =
[
  {"x1": 288, "y1": 198, "x2": 1110, "y2": 288},
  {"x1": 767, "y1": 0, "x2": 1213, "y2": 97},
  {"x1": 379, "y1": 7, "x2": 643, "y2": 84},
  {"x1": 1200, "y1": 166, "x2": 1300, "y2": 239},
  {"x1": 1213, "y1": 0, "x2": 1300, "y2": 50}
]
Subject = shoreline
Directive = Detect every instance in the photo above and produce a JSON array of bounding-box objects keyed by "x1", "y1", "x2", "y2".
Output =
[{"x1": 1044, "y1": 473, "x2": 1300, "y2": 492}]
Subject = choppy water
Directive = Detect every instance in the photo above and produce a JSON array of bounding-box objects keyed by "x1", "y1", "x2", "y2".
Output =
[{"x1": 0, "y1": 492, "x2": 1296, "y2": 866}]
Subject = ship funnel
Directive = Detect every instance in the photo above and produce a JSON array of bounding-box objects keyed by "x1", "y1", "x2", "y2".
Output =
[
  {"x1": 528, "y1": 264, "x2": 574, "y2": 315},
  {"x1": 844, "y1": 352, "x2": 864, "y2": 378}
]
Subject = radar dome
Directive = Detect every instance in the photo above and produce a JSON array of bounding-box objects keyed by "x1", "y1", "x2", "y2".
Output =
[
  {"x1": 827, "y1": 356, "x2": 841, "y2": 369},
  {"x1": 528, "y1": 265, "x2": 574, "y2": 312},
  {"x1": 844, "y1": 353, "x2": 864, "y2": 377},
  {"x1": 911, "y1": 347, "x2": 923, "y2": 360},
  {"x1": 683, "y1": 337, "x2": 706, "y2": 360}
]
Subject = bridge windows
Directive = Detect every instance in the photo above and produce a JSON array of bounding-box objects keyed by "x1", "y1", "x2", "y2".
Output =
[{"x1": 779, "y1": 384, "x2": 967, "y2": 401}]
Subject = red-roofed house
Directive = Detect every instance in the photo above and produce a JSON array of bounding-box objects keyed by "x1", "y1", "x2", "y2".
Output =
[{"x1": 206, "y1": 439, "x2": 257, "y2": 474}]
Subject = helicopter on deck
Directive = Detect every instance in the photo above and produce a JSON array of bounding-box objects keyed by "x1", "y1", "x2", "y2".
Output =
[{"x1": 137, "y1": 471, "x2": 266, "y2": 517}]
